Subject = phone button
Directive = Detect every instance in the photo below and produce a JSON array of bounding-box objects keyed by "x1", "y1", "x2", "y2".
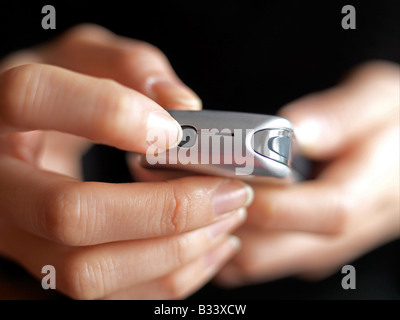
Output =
[
  {"x1": 252, "y1": 129, "x2": 292, "y2": 164},
  {"x1": 179, "y1": 126, "x2": 197, "y2": 148},
  {"x1": 268, "y1": 136, "x2": 291, "y2": 159}
]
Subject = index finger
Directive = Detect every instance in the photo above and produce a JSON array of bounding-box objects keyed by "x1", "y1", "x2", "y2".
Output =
[{"x1": 0, "y1": 64, "x2": 182, "y2": 153}]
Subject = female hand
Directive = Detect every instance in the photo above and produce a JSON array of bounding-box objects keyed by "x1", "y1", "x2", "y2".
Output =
[
  {"x1": 130, "y1": 61, "x2": 399, "y2": 288},
  {"x1": 214, "y1": 61, "x2": 400, "y2": 286},
  {"x1": 0, "y1": 24, "x2": 254, "y2": 299}
]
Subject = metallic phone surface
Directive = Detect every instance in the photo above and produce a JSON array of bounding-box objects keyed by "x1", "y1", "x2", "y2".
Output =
[{"x1": 140, "y1": 110, "x2": 303, "y2": 183}]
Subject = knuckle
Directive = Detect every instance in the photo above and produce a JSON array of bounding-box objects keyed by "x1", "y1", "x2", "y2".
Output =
[
  {"x1": 0, "y1": 64, "x2": 42, "y2": 127},
  {"x1": 0, "y1": 49, "x2": 39, "y2": 72},
  {"x1": 42, "y1": 182, "x2": 90, "y2": 246},
  {"x1": 60, "y1": 23, "x2": 112, "y2": 43},
  {"x1": 59, "y1": 251, "x2": 107, "y2": 300},
  {"x1": 169, "y1": 235, "x2": 192, "y2": 267},
  {"x1": 159, "y1": 182, "x2": 191, "y2": 235},
  {"x1": 115, "y1": 41, "x2": 169, "y2": 76},
  {"x1": 253, "y1": 193, "x2": 279, "y2": 228},
  {"x1": 134, "y1": 41, "x2": 165, "y2": 58},
  {"x1": 359, "y1": 60, "x2": 399, "y2": 76},
  {"x1": 326, "y1": 189, "x2": 353, "y2": 233},
  {"x1": 122, "y1": 41, "x2": 166, "y2": 64},
  {"x1": 161, "y1": 274, "x2": 189, "y2": 300},
  {"x1": 348, "y1": 61, "x2": 400, "y2": 94}
]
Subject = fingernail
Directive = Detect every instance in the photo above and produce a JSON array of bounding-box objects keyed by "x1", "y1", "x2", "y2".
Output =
[
  {"x1": 213, "y1": 180, "x2": 254, "y2": 216},
  {"x1": 171, "y1": 98, "x2": 203, "y2": 109},
  {"x1": 148, "y1": 80, "x2": 202, "y2": 110},
  {"x1": 147, "y1": 111, "x2": 183, "y2": 149},
  {"x1": 208, "y1": 208, "x2": 247, "y2": 239},
  {"x1": 205, "y1": 236, "x2": 241, "y2": 273},
  {"x1": 228, "y1": 235, "x2": 242, "y2": 250}
]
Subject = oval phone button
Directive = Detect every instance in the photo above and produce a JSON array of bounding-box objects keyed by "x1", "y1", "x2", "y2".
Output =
[{"x1": 268, "y1": 136, "x2": 291, "y2": 159}]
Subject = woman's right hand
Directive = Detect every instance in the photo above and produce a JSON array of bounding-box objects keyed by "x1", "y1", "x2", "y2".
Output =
[{"x1": 0, "y1": 24, "x2": 253, "y2": 299}]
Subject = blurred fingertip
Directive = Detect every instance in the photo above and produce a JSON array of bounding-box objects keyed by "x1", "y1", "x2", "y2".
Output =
[
  {"x1": 279, "y1": 103, "x2": 326, "y2": 157},
  {"x1": 213, "y1": 263, "x2": 244, "y2": 288},
  {"x1": 229, "y1": 235, "x2": 242, "y2": 250},
  {"x1": 292, "y1": 118, "x2": 324, "y2": 154},
  {"x1": 147, "y1": 78, "x2": 202, "y2": 110},
  {"x1": 168, "y1": 97, "x2": 203, "y2": 110}
]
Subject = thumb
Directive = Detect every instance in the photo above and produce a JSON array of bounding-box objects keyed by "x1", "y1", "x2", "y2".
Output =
[{"x1": 279, "y1": 61, "x2": 399, "y2": 159}]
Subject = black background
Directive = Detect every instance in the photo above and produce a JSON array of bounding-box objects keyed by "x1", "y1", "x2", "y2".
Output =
[{"x1": 0, "y1": 0, "x2": 399, "y2": 300}]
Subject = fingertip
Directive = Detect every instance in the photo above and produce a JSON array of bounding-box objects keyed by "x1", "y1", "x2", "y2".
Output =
[
  {"x1": 146, "y1": 110, "x2": 183, "y2": 150},
  {"x1": 168, "y1": 97, "x2": 203, "y2": 110},
  {"x1": 147, "y1": 78, "x2": 202, "y2": 110},
  {"x1": 213, "y1": 263, "x2": 244, "y2": 288},
  {"x1": 291, "y1": 117, "x2": 326, "y2": 158},
  {"x1": 279, "y1": 94, "x2": 340, "y2": 159},
  {"x1": 229, "y1": 235, "x2": 242, "y2": 251}
]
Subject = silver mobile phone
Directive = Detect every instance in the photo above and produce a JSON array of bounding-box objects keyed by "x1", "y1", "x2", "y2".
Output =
[{"x1": 140, "y1": 110, "x2": 308, "y2": 184}]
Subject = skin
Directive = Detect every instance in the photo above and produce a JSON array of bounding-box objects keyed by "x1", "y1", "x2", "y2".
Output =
[
  {"x1": 131, "y1": 62, "x2": 400, "y2": 286},
  {"x1": 0, "y1": 24, "x2": 399, "y2": 298},
  {"x1": 0, "y1": 24, "x2": 254, "y2": 300},
  {"x1": 215, "y1": 61, "x2": 400, "y2": 286}
]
